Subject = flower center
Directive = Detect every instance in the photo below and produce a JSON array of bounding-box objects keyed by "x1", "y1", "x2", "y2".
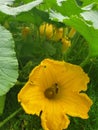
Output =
[{"x1": 44, "y1": 83, "x2": 59, "y2": 99}]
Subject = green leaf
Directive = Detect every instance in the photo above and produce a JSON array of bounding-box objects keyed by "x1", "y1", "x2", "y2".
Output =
[
  {"x1": 56, "y1": 0, "x2": 82, "y2": 16},
  {"x1": 15, "y1": 8, "x2": 49, "y2": 25},
  {"x1": 19, "y1": 0, "x2": 33, "y2": 4},
  {"x1": 0, "y1": 25, "x2": 18, "y2": 96},
  {"x1": 42, "y1": 0, "x2": 83, "y2": 16},
  {"x1": 81, "y1": 10, "x2": 98, "y2": 29},
  {"x1": 81, "y1": 0, "x2": 98, "y2": 6},
  {"x1": 43, "y1": 0, "x2": 57, "y2": 8},
  {"x1": 0, "y1": 0, "x2": 43, "y2": 15},
  {"x1": 0, "y1": 0, "x2": 14, "y2": 5}
]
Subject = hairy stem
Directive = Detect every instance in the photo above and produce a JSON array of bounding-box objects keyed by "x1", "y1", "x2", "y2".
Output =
[
  {"x1": 80, "y1": 56, "x2": 90, "y2": 67},
  {"x1": 0, "y1": 107, "x2": 22, "y2": 128}
]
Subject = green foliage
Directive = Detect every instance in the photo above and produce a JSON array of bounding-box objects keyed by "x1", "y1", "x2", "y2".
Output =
[
  {"x1": 81, "y1": 0, "x2": 98, "y2": 6},
  {"x1": 15, "y1": 8, "x2": 49, "y2": 25},
  {"x1": 55, "y1": 0, "x2": 82, "y2": 16},
  {"x1": 64, "y1": 16, "x2": 98, "y2": 57},
  {"x1": 63, "y1": 32, "x2": 89, "y2": 64},
  {"x1": 48, "y1": 0, "x2": 98, "y2": 57}
]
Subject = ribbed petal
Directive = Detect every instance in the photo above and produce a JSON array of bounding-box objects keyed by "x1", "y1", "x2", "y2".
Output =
[
  {"x1": 18, "y1": 81, "x2": 45, "y2": 115},
  {"x1": 29, "y1": 62, "x2": 56, "y2": 91},
  {"x1": 41, "y1": 101, "x2": 70, "y2": 130},
  {"x1": 41, "y1": 59, "x2": 89, "y2": 92},
  {"x1": 60, "y1": 92, "x2": 93, "y2": 119},
  {"x1": 55, "y1": 62, "x2": 89, "y2": 92}
]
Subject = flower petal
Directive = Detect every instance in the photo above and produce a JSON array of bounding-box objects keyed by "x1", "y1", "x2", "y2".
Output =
[
  {"x1": 61, "y1": 92, "x2": 93, "y2": 119},
  {"x1": 41, "y1": 101, "x2": 70, "y2": 130},
  {"x1": 40, "y1": 59, "x2": 89, "y2": 92},
  {"x1": 29, "y1": 61, "x2": 57, "y2": 91},
  {"x1": 18, "y1": 81, "x2": 46, "y2": 115}
]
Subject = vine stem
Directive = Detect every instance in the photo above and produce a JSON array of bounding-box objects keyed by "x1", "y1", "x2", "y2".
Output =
[
  {"x1": 15, "y1": 81, "x2": 26, "y2": 86},
  {"x1": 0, "y1": 107, "x2": 22, "y2": 128},
  {"x1": 80, "y1": 56, "x2": 90, "y2": 67}
]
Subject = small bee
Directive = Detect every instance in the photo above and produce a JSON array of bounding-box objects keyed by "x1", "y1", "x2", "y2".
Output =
[{"x1": 55, "y1": 83, "x2": 59, "y2": 93}]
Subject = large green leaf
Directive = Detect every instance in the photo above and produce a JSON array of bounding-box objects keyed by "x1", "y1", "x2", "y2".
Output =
[
  {"x1": 43, "y1": 0, "x2": 82, "y2": 16},
  {"x1": 81, "y1": 0, "x2": 98, "y2": 6},
  {"x1": 0, "y1": 0, "x2": 43, "y2": 15},
  {"x1": 0, "y1": 0, "x2": 14, "y2": 5},
  {"x1": 0, "y1": 25, "x2": 18, "y2": 96},
  {"x1": 81, "y1": 10, "x2": 98, "y2": 29},
  {"x1": 15, "y1": 8, "x2": 49, "y2": 25},
  {"x1": 56, "y1": 0, "x2": 82, "y2": 16}
]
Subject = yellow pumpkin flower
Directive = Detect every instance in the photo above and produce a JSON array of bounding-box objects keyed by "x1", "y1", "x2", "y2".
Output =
[
  {"x1": 39, "y1": 23, "x2": 53, "y2": 39},
  {"x1": 61, "y1": 37, "x2": 71, "y2": 52},
  {"x1": 18, "y1": 59, "x2": 93, "y2": 130},
  {"x1": 39, "y1": 23, "x2": 64, "y2": 41},
  {"x1": 68, "y1": 28, "x2": 76, "y2": 38},
  {"x1": 22, "y1": 26, "x2": 31, "y2": 39},
  {"x1": 53, "y1": 27, "x2": 64, "y2": 41}
]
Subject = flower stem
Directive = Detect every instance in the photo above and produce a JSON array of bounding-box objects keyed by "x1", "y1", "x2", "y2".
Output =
[
  {"x1": 0, "y1": 95, "x2": 6, "y2": 115},
  {"x1": 15, "y1": 81, "x2": 26, "y2": 86},
  {"x1": 80, "y1": 56, "x2": 90, "y2": 67},
  {"x1": 0, "y1": 107, "x2": 22, "y2": 128}
]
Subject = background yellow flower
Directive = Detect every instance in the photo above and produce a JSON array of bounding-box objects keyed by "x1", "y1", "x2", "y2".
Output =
[
  {"x1": 39, "y1": 23, "x2": 64, "y2": 41},
  {"x1": 39, "y1": 23, "x2": 53, "y2": 39},
  {"x1": 61, "y1": 37, "x2": 71, "y2": 52},
  {"x1": 18, "y1": 59, "x2": 93, "y2": 130}
]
